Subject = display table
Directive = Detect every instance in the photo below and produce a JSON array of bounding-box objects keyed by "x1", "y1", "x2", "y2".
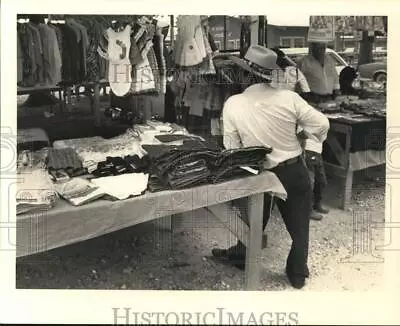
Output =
[
  {"x1": 322, "y1": 113, "x2": 386, "y2": 209},
  {"x1": 17, "y1": 171, "x2": 286, "y2": 290}
]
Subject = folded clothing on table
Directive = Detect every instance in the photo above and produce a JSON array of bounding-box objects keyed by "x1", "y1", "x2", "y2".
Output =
[
  {"x1": 17, "y1": 128, "x2": 50, "y2": 152},
  {"x1": 210, "y1": 146, "x2": 272, "y2": 183},
  {"x1": 91, "y1": 173, "x2": 149, "y2": 200},
  {"x1": 46, "y1": 148, "x2": 87, "y2": 179},
  {"x1": 54, "y1": 178, "x2": 106, "y2": 206},
  {"x1": 91, "y1": 155, "x2": 150, "y2": 178},
  {"x1": 143, "y1": 142, "x2": 272, "y2": 191},
  {"x1": 16, "y1": 169, "x2": 58, "y2": 215}
]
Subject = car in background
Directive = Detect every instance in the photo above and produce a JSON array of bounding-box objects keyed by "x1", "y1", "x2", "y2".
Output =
[
  {"x1": 281, "y1": 47, "x2": 349, "y2": 75},
  {"x1": 358, "y1": 61, "x2": 387, "y2": 85}
]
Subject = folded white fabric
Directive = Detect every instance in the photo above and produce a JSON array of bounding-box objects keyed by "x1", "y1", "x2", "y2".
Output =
[
  {"x1": 54, "y1": 177, "x2": 105, "y2": 206},
  {"x1": 91, "y1": 173, "x2": 149, "y2": 200}
]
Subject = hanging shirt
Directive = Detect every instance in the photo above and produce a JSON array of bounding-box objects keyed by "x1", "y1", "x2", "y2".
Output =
[
  {"x1": 174, "y1": 15, "x2": 207, "y2": 67},
  {"x1": 38, "y1": 23, "x2": 51, "y2": 84},
  {"x1": 59, "y1": 24, "x2": 78, "y2": 83},
  {"x1": 47, "y1": 25, "x2": 62, "y2": 85},
  {"x1": 222, "y1": 83, "x2": 329, "y2": 169},
  {"x1": 298, "y1": 54, "x2": 340, "y2": 95},
  {"x1": 17, "y1": 32, "x2": 24, "y2": 84},
  {"x1": 27, "y1": 23, "x2": 44, "y2": 85},
  {"x1": 107, "y1": 24, "x2": 133, "y2": 96}
]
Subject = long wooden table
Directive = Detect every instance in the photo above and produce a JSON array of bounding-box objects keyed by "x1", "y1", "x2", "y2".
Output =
[
  {"x1": 17, "y1": 172, "x2": 286, "y2": 290},
  {"x1": 323, "y1": 114, "x2": 386, "y2": 209}
]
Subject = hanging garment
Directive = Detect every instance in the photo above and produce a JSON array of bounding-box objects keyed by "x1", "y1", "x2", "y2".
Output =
[
  {"x1": 153, "y1": 25, "x2": 167, "y2": 94},
  {"x1": 174, "y1": 15, "x2": 207, "y2": 67},
  {"x1": 184, "y1": 83, "x2": 205, "y2": 117},
  {"x1": 199, "y1": 24, "x2": 216, "y2": 75},
  {"x1": 25, "y1": 25, "x2": 38, "y2": 86},
  {"x1": 48, "y1": 24, "x2": 63, "y2": 58},
  {"x1": 38, "y1": 23, "x2": 50, "y2": 83},
  {"x1": 60, "y1": 23, "x2": 82, "y2": 84},
  {"x1": 129, "y1": 27, "x2": 144, "y2": 66},
  {"x1": 17, "y1": 25, "x2": 30, "y2": 86},
  {"x1": 107, "y1": 25, "x2": 133, "y2": 97},
  {"x1": 147, "y1": 46, "x2": 161, "y2": 94},
  {"x1": 68, "y1": 19, "x2": 89, "y2": 80},
  {"x1": 27, "y1": 22, "x2": 45, "y2": 85},
  {"x1": 38, "y1": 23, "x2": 62, "y2": 85},
  {"x1": 17, "y1": 32, "x2": 24, "y2": 84},
  {"x1": 136, "y1": 22, "x2": 156, "y2": 58},
  {"x1": 130, "y1": 43, "x2": 156, "y2": 94},
  {"x1": 84, "y1": 19, "x2": 103, "y2": 82}
]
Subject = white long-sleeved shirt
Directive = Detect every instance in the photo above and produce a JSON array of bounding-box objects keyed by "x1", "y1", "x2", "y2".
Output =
[
  {"x1": 222, "y1": 83, "x2": 330, "y2": 169},
  {"x1": 298, "y1": 54, "x2": 340, "y2": 95}
]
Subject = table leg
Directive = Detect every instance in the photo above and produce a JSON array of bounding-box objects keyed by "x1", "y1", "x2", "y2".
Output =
[
  {"x1": 342, "y1": 168, "x2": 354, "y2": 210},
  {"x1": 153, "y1": 215, "x2": 173, "y2": 255},
  {"x1": 245, "y1": 193, "x2": 264, "y2": 290},
  {"x1": 66, "y1": 87, "x2": 72, "y2": 112},
  {"x1": 154, "y1": 215, "x2": 172, "y2": 232},
  {"x1": 93, "y1": 83, "x2": 101, "y2": 127}
]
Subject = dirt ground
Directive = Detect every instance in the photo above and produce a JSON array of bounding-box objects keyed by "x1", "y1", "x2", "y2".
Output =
[{"x1": 16, "y1": 165, "x2": 386, "y2": 291}]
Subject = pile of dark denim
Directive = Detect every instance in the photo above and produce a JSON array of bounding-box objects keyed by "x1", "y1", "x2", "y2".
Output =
[
  {"x1": 143, "y1": 140, "x2": 272, "y2": 192},
  {"x1": 91, "y1": 155, "x2": 150, "y2": 178},
  {"x1": 210, "y1": 146, "x2": 272, "y2": 183}
]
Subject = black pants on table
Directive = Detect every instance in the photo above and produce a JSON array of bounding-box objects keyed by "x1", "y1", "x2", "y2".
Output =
[{"x1": 234, "y1": 157, "x2": 312, "y2": 278}]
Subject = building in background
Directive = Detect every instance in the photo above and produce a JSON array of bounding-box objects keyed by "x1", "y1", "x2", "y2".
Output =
[
  {"x1": 208, "y1": 16, "x2": 241, "y2": 50},
  {"x1": 266, "y1": 24, "x2": 308, "y2": 48}
]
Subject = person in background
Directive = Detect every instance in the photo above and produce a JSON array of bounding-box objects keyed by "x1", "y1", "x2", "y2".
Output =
[
  {"x1": 298, "y1": 42, "x2": 341, "y2": 101},
  {"x1": 211, "y1": 45, "x2": 330, "y2": 289},
  {"x1": 270, "y1": 47, "x2": 311, "y2": 96},
  {"x1": 339, "y1": 66, "x2": 358, "y2": 95},
  {"x1": 296, "y1": 42, "x2": 338, "y2": 220}
]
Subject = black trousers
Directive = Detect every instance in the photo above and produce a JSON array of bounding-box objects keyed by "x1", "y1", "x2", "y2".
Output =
[
  {"x1": 304, "y1": 150, "x2": 327, "y2": 206},
  {"x1": 234, "y1": 158, "x2": 312, "y2": 278}
]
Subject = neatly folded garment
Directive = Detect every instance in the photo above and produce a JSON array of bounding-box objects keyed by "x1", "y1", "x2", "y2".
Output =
[{"x1": 47, "y1": 148, "x2": 83, "y2": 170}]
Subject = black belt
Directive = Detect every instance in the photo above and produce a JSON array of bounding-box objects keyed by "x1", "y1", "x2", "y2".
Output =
[{"x1": 277, "y1": 155, "x2": 302, "y2": 167}]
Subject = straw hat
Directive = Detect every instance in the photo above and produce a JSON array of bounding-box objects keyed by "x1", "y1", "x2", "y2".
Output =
[{"x1": 229, "y1": 44, "x2": 280, "y2": 80}]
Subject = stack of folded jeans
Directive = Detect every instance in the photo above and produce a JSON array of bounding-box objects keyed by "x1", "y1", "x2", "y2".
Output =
[
  {"x1": 142, "y1": 144, "x2": 217, "y2": 191},
  {"x1": 143, "y1": 143, "x2": 272, "y2": 191},
  {"x1": 147, "y1": 147, "x2": 220, "y2": 190},
  {"x1": 210, "y1": 146, "x2": 273, "y2": 183}
]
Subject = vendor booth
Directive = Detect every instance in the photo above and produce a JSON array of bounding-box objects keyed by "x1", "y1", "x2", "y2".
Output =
[{"x1": 16, "y1": 14, "x2": 387, "y2": 289}]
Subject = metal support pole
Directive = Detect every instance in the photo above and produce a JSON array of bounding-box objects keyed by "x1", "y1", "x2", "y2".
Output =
[
  {"x1": 170, "y1": 15, "x2": 174, "y2": 47},
  {"x1": 224, "y1": 16, "x2": 228, "y2": 50}
]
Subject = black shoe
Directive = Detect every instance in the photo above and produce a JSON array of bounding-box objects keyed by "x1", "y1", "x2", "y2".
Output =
[
  {"x1": 310, "y1": 210, "x2": 323, "y2": 221},
  {"x1": 314, "y1": 203, "x2": 330, "y2": 214},
  {"x1": 285, "y1": 267, "x2": 306, "y2": 289},
  {"x1": 211, "y1": 247, "x2": 246, "y2": 270}
]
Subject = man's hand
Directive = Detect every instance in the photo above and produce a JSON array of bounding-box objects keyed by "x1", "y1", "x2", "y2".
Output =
[
  {"x1": 333, "y1": 89, "x2": 341, "y2": 97},
  {"x1": 297, "y1": 130, "x2": 308, "y2": 140},
  {"x1": 297, "y1": 130, "x2": 307, "y2": 149}
]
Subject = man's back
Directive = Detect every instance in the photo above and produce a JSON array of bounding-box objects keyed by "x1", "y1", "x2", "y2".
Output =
[{"x1": 222, "y1": 83, "x2": 329, "y2": 169}]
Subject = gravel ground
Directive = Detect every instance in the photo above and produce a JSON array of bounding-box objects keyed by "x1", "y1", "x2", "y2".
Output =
[{"x1": 16, "y1": 166, "x2": 385, "y2": 291}]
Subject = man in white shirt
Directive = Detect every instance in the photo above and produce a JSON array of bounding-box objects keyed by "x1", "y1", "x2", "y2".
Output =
[
  {"x1": 298, "y1": 42, "x2": 337, "y2": 219},
  {"x1": 298, "y1": 42, "x2": 340, "y2": 99},
  {"x1": 211, "y1": 45, "x2": 330, "y2": 289}
]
